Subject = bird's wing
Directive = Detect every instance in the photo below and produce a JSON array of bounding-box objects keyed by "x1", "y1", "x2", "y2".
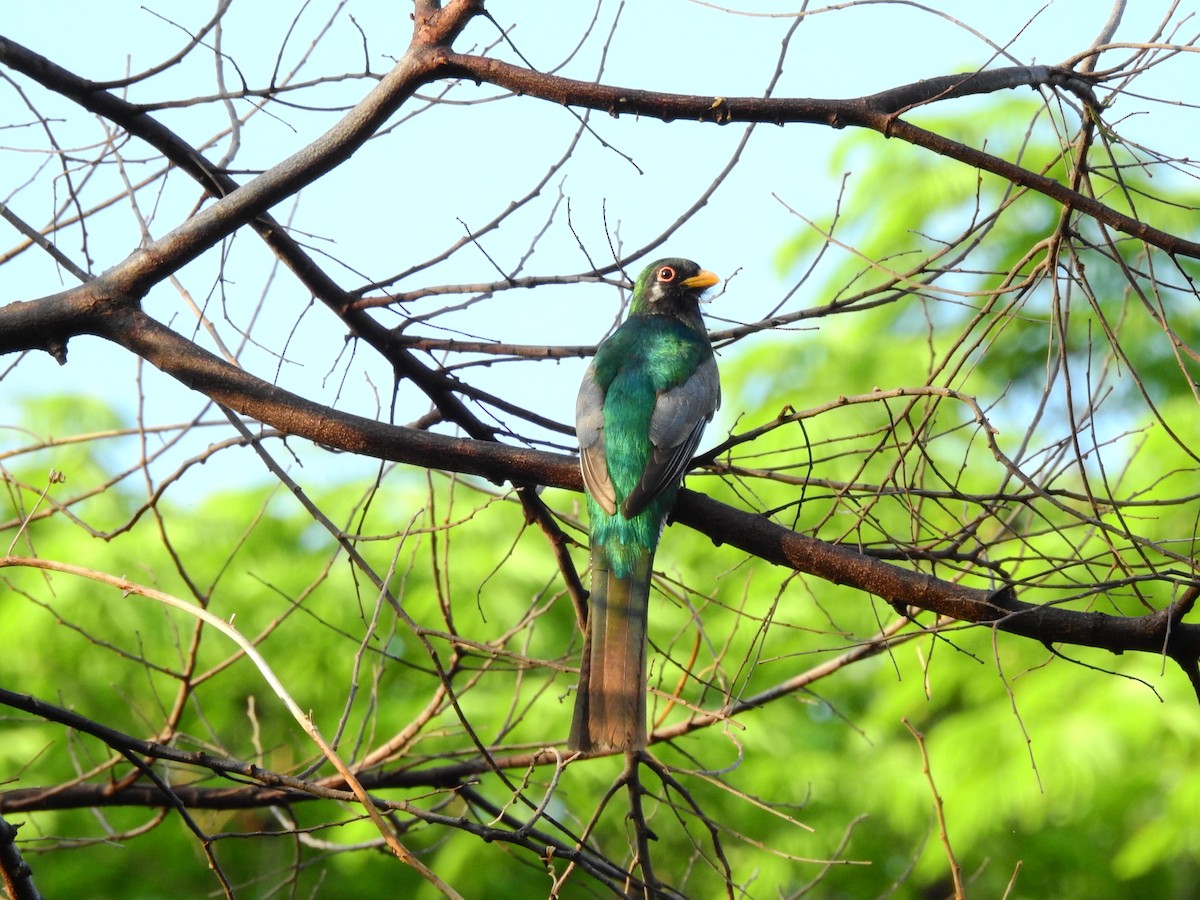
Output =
[
  {"x1": 576, "y1": 362, "x2": 618, "y2": 516},
  {"x1": 622, "y1": 356, "x2": 720, "y2": 518}
]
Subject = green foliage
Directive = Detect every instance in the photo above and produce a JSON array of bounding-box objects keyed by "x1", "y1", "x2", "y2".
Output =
[
  {"x1": 5, "y1": 350, "x2": 1200, "y2": 897},
  {"x1": 681, "y1": 98, "x2": 1200, "y2": 897},
  {"x1": 1, "y1": 400, "x2": 583, "y2": 896},
  {"x1": 777, "y1": 98, "x2": 1061, "y2": 285},
  {"x1": 7, "y1": 98, "x2": 1200, "y2": 900}
]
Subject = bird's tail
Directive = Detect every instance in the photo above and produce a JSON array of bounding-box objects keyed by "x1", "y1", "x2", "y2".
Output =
[{"x1": 569, "y1": 543, "x2": 653, "y2": 752}]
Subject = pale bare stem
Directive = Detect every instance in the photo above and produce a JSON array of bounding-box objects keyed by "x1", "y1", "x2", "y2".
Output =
[
  {"x1": 902, "y1": 718, "x2": 965, "y2": 900},
  {"x1": 1001, "y1": 860, "x2": 1026, "y2": 900},
  {"x1": 188, "y1": 523, "x2": 341, "y2": 690},
  {"x1": 0, "y1": 427, "x2": 238, "y2": 539},
  {"x1": 992, "y1": 627, "x2": 1043, "y2": 791},
  {"x1": 0, "y1": 199, "x2": 89, "y2": 281},
  {"x1": 0, "y1": 555, "x2": 459, "y2": 895},
  {"x1": 653, "y1": 611, "x2": 926, "y2": 743},
  {"x1": 488, "y1": 746, "x2": 567, "y2": 835},
  {"x1": 333, "y1": 516, "x2": 417, "y2": 751},
  {"x1": 429, "y1": 470, "x2": 456, "y2": 636},
  {"x1": 789, "y1": 814, "x2": 871, "y2": 897},
  {"x1": 350, "y1": 680, "x2": 452, "y2": 772},
  {"x1": 4, "y1": 468, "x2": 65, "y2": 556}
]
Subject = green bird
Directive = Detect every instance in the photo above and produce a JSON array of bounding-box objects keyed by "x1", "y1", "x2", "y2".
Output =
[{"x1": 569, "y1": 258, "x2": 721, "y2": 752}]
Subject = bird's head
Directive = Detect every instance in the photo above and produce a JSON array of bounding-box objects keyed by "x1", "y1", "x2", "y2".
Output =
[{"x1": 628, "y1": 258, "x2": 720, "y2": 318}]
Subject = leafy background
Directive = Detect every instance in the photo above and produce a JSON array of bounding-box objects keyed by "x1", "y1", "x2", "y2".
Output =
[{"x1": 4, "y1": 2, "x2": 1200, "y2": 898}]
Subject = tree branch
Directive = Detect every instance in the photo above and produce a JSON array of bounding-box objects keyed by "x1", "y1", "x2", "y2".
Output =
[
  {"x1": 439, "y1": 53, "x2": 1200, "y2": 259},
  {"x1": 30, "y1": 305, "x2": 1198, "y2": 684},
  {"x1": 0, "y1": 813, "x2": 41, "y2": 900}
]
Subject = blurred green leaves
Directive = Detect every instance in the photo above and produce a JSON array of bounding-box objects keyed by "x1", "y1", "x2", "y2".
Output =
[{"x1": 6, "y1": 87, "x2": 1200, "y2": 900}]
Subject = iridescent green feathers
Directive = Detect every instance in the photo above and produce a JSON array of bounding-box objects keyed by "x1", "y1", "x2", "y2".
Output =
[{"x1": 570, "y1": 258, "x2": 721, "y2": 752}]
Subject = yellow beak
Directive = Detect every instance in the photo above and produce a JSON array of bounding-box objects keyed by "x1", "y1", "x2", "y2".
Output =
[{"x1": 680, "y1": 269, "x2": 720, "y2": 290}]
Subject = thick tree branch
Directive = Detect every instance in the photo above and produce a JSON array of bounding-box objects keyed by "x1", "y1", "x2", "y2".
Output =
[
  {"x1": 46, "y1": 305, "x2": 1200, "y2": 679},
  {"x1": 675, "y1": 493, "x2": 1200, "y2": 664},
  {"x1": 0, "y1": 28, "x2": 529, "y2": 439},
  {"x1": 98, "y1": 309, "x2": 566, "y2": 487},
  {"x1": 2, "y1": 38, "x2": 450, "y2": 303},
  {"x1": 0, "y1": 686, "x2": 629, "y2": 889},
  {"x1": 0, "y1": 813, "x2": 40, "y2": 900},
  {"x1": 439, "y1": 53, "x2": 1200, "y2": 259}
]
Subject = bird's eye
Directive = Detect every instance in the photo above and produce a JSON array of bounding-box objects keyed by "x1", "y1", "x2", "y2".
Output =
[{"x1": 657, "y1": 266, "x2": 676, "y2": 283}]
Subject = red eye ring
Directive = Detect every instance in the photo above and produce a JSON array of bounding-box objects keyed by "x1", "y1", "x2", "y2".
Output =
[{"x1": 657, "y1": 266, "x2": 676, "y2": 282}]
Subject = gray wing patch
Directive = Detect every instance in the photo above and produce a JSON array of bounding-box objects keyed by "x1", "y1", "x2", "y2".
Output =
[
  {"x1": 622, "y1": 356, "x2": 720, "y2": 518},
  {"x1": 576, "y1": 364, "x2": 617, "y2": 516}
]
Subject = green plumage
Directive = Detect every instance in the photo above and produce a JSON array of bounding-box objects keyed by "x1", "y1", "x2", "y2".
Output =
[
  {"x1": 586, "y1": 315, "x2": 713, "y2": 575},
  {"x1": 570, "y1": 258, "x2": 721, "y2": 752}
]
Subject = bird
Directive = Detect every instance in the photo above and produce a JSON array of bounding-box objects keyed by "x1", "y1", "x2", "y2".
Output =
[{"x1": 569, "y1": 257, "x2": 721, "y2": 752}]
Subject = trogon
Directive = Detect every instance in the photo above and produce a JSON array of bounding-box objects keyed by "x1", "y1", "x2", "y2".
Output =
[{"x1": 570, "y1": 258, "x2": 721, "y2": 752}]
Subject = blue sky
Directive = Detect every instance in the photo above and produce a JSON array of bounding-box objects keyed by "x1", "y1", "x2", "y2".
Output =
[{"x1": 1, "y1": 1, "x2": 1192, "y2": 492}]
